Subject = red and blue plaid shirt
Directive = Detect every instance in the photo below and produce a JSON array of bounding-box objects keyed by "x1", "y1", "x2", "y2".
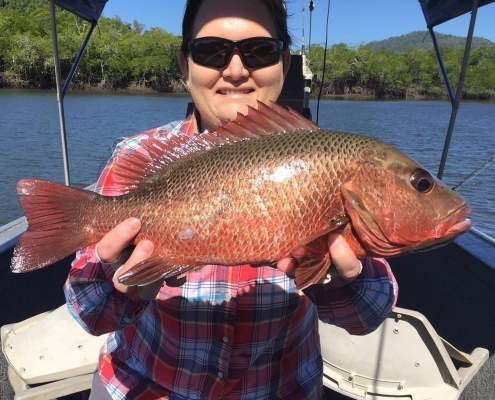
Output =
[{"x1": 65, "y1": 113, "x2": 398, "y2": 400}]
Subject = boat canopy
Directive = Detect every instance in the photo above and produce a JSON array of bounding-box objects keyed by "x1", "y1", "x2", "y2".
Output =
[
  {"x1": 419, "y1": 0, "x2": 495, "y2": 27},
  {"x1": 50, "y1": 0, "x2": 108, "y2": 23}
]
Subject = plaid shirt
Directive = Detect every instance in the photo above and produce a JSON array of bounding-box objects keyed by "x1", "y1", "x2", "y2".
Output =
[{"x1": 65, "y1": 113, "x2": 398, "y2": 400}]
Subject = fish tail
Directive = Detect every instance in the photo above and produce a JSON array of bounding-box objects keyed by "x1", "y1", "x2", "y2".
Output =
[{"x1": 11, "y1": 179, "x2": 99, "y2": 273}]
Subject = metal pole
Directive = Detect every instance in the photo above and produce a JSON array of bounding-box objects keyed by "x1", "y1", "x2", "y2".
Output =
[
  {"x1": 301, "y1": 3, "x2": 305, "y2": 55},
  {"x1": 308, "y1": 1, "x2": 314, "y2": 56},
  {"x1": 429, "y1": 27, "x2": 455, "y2": 105},
  {"x1": 62, "y1": 21, "x2": 97, "y2": 96},
  {"x1": 437, "y1": 0, "x2": 479, "y2": 180},
  {"x1": 49, "y1": 0, "x2": 70, "y2": 186}
]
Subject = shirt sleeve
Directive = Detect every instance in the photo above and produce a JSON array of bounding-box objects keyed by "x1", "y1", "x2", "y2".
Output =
[
  {"x1": 303, "y1": 257, "x2": 398, "y2": 335},
  {"x1": 65, "y1": 243, "x2": 150, "y2": 336}
]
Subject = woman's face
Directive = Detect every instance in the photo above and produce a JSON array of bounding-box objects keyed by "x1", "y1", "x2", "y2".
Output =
[{"x1": 180, "y1": 0, "x2": 290, "y2": 132}]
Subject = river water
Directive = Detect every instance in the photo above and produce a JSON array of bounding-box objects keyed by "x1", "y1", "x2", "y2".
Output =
[{"x1": 1, "y1": 89, "x2": 494, "y2": 238}]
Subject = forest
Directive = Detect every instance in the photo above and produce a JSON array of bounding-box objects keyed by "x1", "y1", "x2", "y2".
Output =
[{"x1": 1, "y1": 1, "x2": 494, "y2": 100}]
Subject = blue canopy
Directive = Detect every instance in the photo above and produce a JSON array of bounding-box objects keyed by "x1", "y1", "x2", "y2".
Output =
[
  {"x1": 419, "y1": 0, "x2": 495, "y2": 27},
  {"x1": 51, "y1": 0, "x2": 108, "y2": 23}
]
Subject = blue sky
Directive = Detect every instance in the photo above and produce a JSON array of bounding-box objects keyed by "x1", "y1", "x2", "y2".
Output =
[{"x1": 103, "y1": 0, "x2": 495, "y2": 49}]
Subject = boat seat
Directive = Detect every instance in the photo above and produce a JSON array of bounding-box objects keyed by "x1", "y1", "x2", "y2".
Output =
[
  {"x1": 1, "y1": 305, "x2": 489, "y2": 400},
  {"x1": 1, "y1": 305, "x2": 107, "y2": 400},
  {"x1": 320, "y1": 306, "x2": 489, "y2": 400}
]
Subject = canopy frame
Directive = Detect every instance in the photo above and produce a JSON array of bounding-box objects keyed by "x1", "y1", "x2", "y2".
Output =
[
  {"x1": 48, "y1": 0, "x2": 107, "y2": 186},
  {"x1": 426, "y1": 0, "x2": 481, "y2": 179}
]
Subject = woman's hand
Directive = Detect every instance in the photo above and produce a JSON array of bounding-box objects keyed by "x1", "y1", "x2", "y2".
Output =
[
  {"x1": 276, "y1": 233, "x2": 362, "y2": 280},
  {"x1": 95, "y1": 218, "x2": 163, "y2": 300}
]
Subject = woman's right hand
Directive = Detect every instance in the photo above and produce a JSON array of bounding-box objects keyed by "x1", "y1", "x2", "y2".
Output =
[{"x1": 95, "y1": 217, "x2": 164, "y2": 300}]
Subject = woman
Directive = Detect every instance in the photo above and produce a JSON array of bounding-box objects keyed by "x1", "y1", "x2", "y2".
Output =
[{"x1": 65, "y1": 0, "x2": 398, "y2": 399}]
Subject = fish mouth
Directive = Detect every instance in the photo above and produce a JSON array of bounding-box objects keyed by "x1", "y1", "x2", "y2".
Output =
[
  {"x1": 402, "y1": 204, "x2": 472, "y2": 255},
  {"x1": 435, "y1": 203, "x2": 472, "y2": 239}
]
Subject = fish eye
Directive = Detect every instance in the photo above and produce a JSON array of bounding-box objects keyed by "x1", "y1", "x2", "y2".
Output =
[{"x1": 411, "y1": 168, "x2": 434, "y2": 193}]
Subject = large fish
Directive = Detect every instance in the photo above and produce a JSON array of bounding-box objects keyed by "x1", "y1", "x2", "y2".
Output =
[{"x1": 11, "y1": 102, "x2": 471, "y2": 290}]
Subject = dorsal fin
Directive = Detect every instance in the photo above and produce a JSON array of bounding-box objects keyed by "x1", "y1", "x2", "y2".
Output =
[
  {"x1": 113, "y1": 134, "x2": 214, "y2": 192},
  {"x1": 267, "y1": 101, "x2": 319, "y2": 130},
  {"x1": 217, "y1": 101, "x2": 319, "y2": 139},
  {"x1": 113, "y1": 101, "x2": 320, "y2": 193}
]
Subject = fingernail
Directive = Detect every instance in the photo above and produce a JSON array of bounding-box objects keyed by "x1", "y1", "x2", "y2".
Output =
[
  {"x1": 329, "y1": 234, "x2": 346, "y2": 255},
  {"x1": 126, "y1": 218, "x2": 140, "y2": 230}
]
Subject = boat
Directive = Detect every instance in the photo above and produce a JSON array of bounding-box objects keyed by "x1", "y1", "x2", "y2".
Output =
[{"x1": 1, "y1": 0, "x2": 494, "y2": 399}]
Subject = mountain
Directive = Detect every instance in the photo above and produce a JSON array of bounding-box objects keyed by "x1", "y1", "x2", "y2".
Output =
[{"x1": 366, "y1": 30, "x2": 495, "y2": 52}]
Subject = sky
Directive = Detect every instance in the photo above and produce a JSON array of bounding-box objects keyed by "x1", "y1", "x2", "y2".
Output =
[{"x1": 102, "y1": 0, "x2": 495, "y2": 50}]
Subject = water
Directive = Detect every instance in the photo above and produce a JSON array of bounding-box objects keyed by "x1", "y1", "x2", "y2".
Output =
[{"x1": 1, "y1": 89, "x2": 494, "y2": 238}]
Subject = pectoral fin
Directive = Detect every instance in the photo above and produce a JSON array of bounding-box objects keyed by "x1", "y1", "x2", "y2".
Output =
[
  {"x1": 294, "y1": 255, "x2": 331, "y2": 290},
  {"x1": 288, "y1": 217, "x2": 350, "y2": 290},
  {"x1": 118, "y1": 254, "x2": 199, "y2": 286}
]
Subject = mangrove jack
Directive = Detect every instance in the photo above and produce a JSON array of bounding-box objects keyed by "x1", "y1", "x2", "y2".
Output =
[{"x1": 12, "y1": 102, "x2": 471, "y2": 289}]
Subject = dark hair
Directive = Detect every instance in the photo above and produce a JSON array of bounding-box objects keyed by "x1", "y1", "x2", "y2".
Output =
[{"x1": 181, "y1": 0, "x2": 292, "y2": 53}]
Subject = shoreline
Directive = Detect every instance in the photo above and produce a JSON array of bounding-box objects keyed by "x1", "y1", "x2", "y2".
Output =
[{"x1": 1, "y1": 86, "x2": 494, "y2": 102}]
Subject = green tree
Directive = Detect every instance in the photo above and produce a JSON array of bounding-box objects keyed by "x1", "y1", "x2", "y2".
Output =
[
  {"x1": 1, "y1": 4, "x2": 493, "y2": 98},
  {"x1": 1, "y1": 0, "x2": 46, "y2": 12}
]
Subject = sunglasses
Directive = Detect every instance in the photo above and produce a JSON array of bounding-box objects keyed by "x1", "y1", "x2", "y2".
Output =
[{"x1": 188, "y1": 36, "x2": 283, "y2": 69}]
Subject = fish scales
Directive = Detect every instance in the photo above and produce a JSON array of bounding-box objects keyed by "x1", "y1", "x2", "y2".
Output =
[{"x1": 83, "y1": 129, "x2": 371, "y2": 265}]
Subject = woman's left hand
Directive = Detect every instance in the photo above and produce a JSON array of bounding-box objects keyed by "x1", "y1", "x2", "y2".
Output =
[{"x1": 276, "y1": 233, "x2": 362, "y2": 280}]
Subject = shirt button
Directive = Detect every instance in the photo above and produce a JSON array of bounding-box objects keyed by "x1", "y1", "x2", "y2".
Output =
[
  {"x1": 223, "y1": 336, "x2": 229, "y2": 343},
  {"x1": 218, "y1": 371, "x2": 224, "y2": 378},
  {"x1": 122, "y1": 317, "x2": 132, "y2": 323},
  {"x1": 225, "y1": 293, "x2": 232, "y2": 300}
]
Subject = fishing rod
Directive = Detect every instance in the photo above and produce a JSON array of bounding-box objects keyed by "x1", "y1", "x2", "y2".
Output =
[
  {"x1": 452, "y1": 154, "x2": 495, "y2": 191},
  {"x1": 315, "y1": 0, "x2": 331, "y2": 125}
]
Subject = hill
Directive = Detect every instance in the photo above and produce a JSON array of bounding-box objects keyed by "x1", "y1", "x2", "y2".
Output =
[{"x1": 367, "y1": 30, "x2": 495, "y2": 52}]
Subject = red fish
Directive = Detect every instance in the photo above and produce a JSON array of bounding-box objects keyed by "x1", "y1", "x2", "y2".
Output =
[{"x1": 11, "y1": 102, "x2": 471, "y2": 289}]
